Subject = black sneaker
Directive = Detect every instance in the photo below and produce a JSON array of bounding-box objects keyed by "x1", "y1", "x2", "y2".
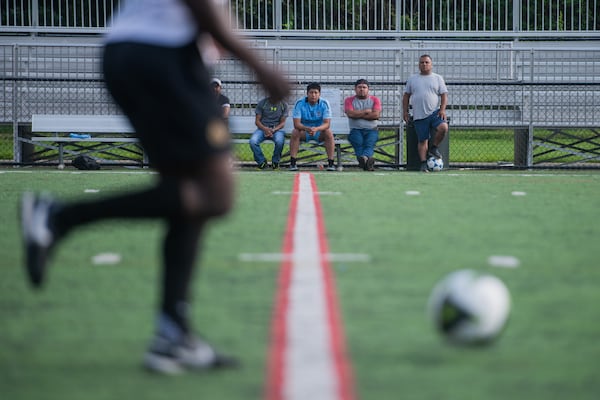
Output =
[
  {"x1": 272, "y1": 162, "x2": 279, "y2": 170},
  {"x1": 143, "y1": 333, "x2": 239, "y2": 374},
  {"x1": 20, "y1": 192, "x2": 57, "y2": 288},
  {"x1": 420, "y1": 162, "x2": 430, "y2": 173},
  {"x1": 428, "y1": 146, "x2": 442, "y2": 159},
  {"x1": 326, "y1": 164, "x2": 336, "y2": 171},
  {"x1": 357, "y1": 156, "x2": 366, "y2": 170},
  {"x1": 366, "y1": 157, "x2": 375, "y2": 171},
  {"x1": 289, "y1": 164, "x2": 299, "y2": 171},
  {"x1": 257, "y1": 161, "x2": 268, "y2": 170}
]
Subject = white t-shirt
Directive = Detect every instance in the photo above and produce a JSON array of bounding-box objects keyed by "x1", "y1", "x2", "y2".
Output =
[
  {"x1": 105, "y1": 0, "x2": 198, "y2": 47},
  {"x1": 404, "y1": 73, "x2": 448, "y2": 120}
]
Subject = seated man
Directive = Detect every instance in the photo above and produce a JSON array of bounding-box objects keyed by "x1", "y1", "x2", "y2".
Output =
[
  {"x1": 289, "y1": 82, "x2": 336, "y2": 171},
  {"x1": 249, "y1": 97, "x2": 288, "y2": 170},
  {"x1": 211, "y1": 78, "x2": 231, "y2": 121},
  {"x1": 344, "y1": 78, "x2": 382, "y2": 171}
]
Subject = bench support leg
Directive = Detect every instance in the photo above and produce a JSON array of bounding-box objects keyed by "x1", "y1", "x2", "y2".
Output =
[{"x1": 58, "y1": 144, "x2": 65, "y2": 169}]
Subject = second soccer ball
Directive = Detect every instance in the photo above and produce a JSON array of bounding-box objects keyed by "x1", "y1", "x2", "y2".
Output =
[{"x1": 427, "y1": 156, "x2": 444, "y2": 171}]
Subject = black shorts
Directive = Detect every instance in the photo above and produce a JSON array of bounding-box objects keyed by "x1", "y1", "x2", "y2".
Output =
[{"x1": 103, "y1": 42, "x2": 230, "y2": 169}]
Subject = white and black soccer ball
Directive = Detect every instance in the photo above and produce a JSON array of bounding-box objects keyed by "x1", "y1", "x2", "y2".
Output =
[
  {"x1": 426, "y1": 156, "x2": 444, "y2": 171},
  {"x1": 427, "y1": 269, "x2": 511, "y2": 345}
]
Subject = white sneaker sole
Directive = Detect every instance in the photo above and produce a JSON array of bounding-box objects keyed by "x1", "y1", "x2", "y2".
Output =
[{"x1": 143, "y1": 352, "x2": 184, "y2": 375}]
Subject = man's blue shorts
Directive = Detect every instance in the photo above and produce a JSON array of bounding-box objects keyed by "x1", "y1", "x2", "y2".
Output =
[
  {"x1": 303, "y1": 130, "x2": 324, "y2": 143},
  {"x1": 413, "y1": 110, "x2": 446, "y2": 142}
]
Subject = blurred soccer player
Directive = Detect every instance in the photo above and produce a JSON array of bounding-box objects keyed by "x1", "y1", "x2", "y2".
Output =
[{"x1": 20, "y1": 0, "x2": 289, "y2": 374}]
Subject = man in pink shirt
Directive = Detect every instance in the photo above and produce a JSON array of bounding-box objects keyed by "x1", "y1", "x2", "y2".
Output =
[{"x1": 344, "y1": 79, "x2": 382, "y2": 171}]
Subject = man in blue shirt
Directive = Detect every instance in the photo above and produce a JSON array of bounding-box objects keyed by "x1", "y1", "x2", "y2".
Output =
[{"x1": 289, "y1": 82, "x2": 336, "y2": 171}]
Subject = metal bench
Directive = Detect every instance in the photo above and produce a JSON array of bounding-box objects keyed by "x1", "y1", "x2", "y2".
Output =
[
  {"x1": 30, "y1": 114, "x2": 143, "y2": 168},
  {"x1": 28, "y1": 114, "x2": 353, "y2": 168},
  {"x1": 228, "y1": 116, "x2": 352, "y2": 168}
]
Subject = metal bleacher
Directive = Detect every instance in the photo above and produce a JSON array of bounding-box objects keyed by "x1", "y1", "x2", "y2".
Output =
[{"x1": 1, "y1": 0, "x2": 599, "y2": 168}]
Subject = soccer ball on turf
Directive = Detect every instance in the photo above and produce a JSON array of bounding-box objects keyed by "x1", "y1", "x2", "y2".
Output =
[
  {"x1": 427, "y1": 269, "x2": 511, "y2": 345},
  {"x1": 426, "y1": 156, "x2": 444, "y2": 171}
]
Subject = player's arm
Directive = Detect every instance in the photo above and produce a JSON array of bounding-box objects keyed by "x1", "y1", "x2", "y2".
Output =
[{"x1": 184, "y1": 0, "x2": 289, "y2": 102}]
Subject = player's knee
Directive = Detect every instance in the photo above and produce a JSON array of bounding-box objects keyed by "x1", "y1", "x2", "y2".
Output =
[{"x1": 179, "y1": 178, "x2": 233, "y2": 220}]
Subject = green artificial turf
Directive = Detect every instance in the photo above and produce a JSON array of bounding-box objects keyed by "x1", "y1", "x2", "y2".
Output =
[{"x1": 1, "y1": 168, "x2": 599, "y2": 400}]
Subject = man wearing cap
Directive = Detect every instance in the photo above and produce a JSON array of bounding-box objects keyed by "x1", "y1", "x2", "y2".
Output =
[
  {"x1": 344, "y1": 79, "x2": 382, "y2": 171},
  {"x1": 212, "y1": 78, "x2": 230, "y2": 120}
]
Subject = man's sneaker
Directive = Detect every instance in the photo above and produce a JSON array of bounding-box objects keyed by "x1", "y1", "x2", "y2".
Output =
[
  {"x1": 143, "y1": 334, "x2": 239, "y2": 374},
  {"x1": 20, "y1": 192, "x2": 57, "y2": 288},
  {"x1": 272, "y1": 162, "x2": 280, "y2": 170},
  {"x1": 326, "y1": 164, "x2": 336, "y2": 171},
  {"x1": 257, "y1": 161, "x2": 267, "y2": 170},
  {"x1": 428, "y1": 146, "x2": 443, "y2": 159},
  {"x1": 289, "y1": 164, "x2": 299, "y2": 171},
  {"x1": 357, "y1": 156, "x2": 366, "y2": 170},
  {"x1": 420, "y1": 162, "x2": 430, "y2": 173},
  {"x1": 366, "y1": 157, "x2": 375, "y2": 171}
]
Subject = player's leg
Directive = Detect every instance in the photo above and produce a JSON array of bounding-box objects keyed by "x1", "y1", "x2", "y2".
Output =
[{"x1": 145, "y1": 154, "x2": 237, "y2": 373}]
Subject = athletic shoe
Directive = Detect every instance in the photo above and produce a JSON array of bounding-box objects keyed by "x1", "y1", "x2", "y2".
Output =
[
  {"x1": 272, "y1": 162, "x2": 279, "y2": 170},
  {"x1": 428, "y1": 146, "x2": 442, "y2": 159},
  {"x1": 143, "y1": 333, "x2": 239, "y2": 374},
  {"x1": 420, "y1": 162, "x2": 430, "y2": 173},
  {"x1": 257, "y1": 161, "x2": 267, "y2": 170},
  {"x1": 366, "y1": 157, "x2": 375, "y2": 171},
  {"x1": 326, "y1": 164, "x2": 336, "y2": 171},
  {"x1": 20, "y1": 192, "x2": 57, "y2": 288},
  {"x1": 289, "y1": 164, "x2": 299, "y2": 171}
]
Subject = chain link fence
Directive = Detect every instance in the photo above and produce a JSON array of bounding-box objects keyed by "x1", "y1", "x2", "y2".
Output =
[{"x1": 1, "y1": 42, "x2": 599, "y2": 168}]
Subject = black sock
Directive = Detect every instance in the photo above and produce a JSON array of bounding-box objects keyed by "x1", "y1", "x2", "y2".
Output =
[
  {"x1": 54, "y1": 178, "x2": 181, "y2": 236},
  {"x1": 328, "y1": 159, "x2": 334, "y2": 167},
  {"x1": 160, "y1": 218, "x2": 204, "y2": 334},
  {"x1": 290, "y1": 157, "x2": 297, "y2": 166}
]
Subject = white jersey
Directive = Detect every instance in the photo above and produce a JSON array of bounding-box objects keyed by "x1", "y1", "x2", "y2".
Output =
[
  {"x1": 105, "y1": 0, "x2": 198, "y2": 47},
  {"x1": 404, "y1": 72, "x2": 448, "y2": 120}
]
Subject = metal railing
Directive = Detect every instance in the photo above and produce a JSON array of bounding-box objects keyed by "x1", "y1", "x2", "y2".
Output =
[
  {"x1": 1, "y1": 0, "x2": 599, "y2": 37},
  {"x1": 1, "y1": 42, "x2": 599, "y2": 168}
]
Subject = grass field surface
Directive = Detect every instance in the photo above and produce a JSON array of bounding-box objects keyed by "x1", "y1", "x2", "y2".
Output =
[{"x1": 1, "y1": 168, "x2": 599, "y2": 400}]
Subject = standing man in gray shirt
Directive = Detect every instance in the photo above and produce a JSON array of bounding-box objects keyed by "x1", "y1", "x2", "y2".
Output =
[{"x1": 402, "y1": 54, "x2": 449, "y2": 172}]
